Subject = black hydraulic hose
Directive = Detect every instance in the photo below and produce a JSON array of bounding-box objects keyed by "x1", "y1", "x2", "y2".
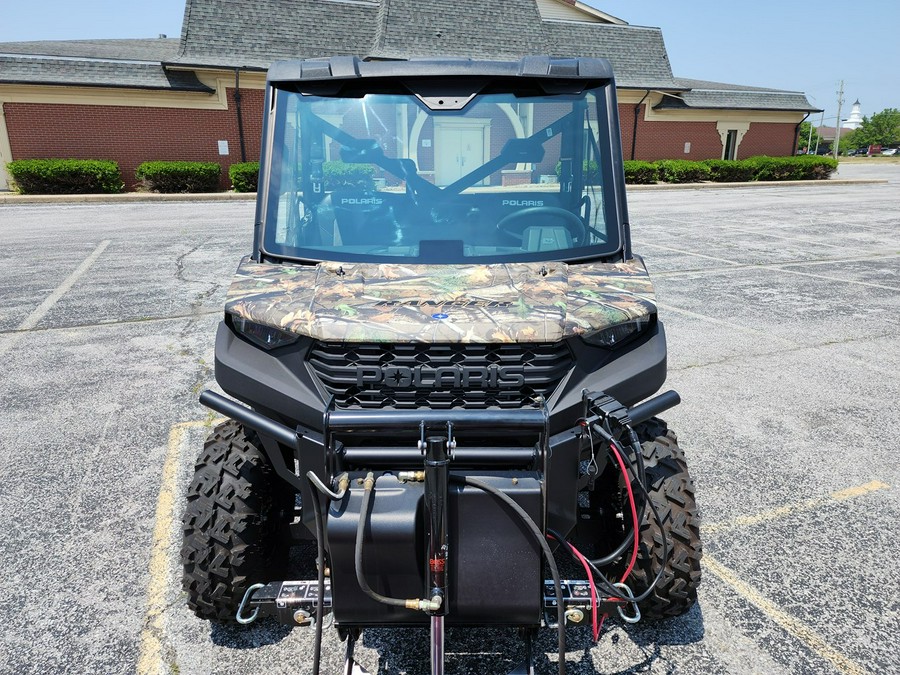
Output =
[
  {"x1": 450, "y1": 475, "x2": 566, "y2": 675},
  {"x1": 547, "y1": 528, "x2": 621, "y2": 600},
  {"x1": 619, "y1": 455, "x2": 670, "y2": 604},
  {"x1": 588, "y1": 423, "x2": 648, "y2": 568},
  {"x1": 355, "y1": 474, "x2": 411, "y2": 608},
  {"x1": 588, "y1": 431, "x2": 670, "y2": 604},
  {"x1": 305, "y1": 471, "x2": 349, "y2": 675},
  {"x1": 307, "y1": 476, "x2": 326, "y2": 675}
]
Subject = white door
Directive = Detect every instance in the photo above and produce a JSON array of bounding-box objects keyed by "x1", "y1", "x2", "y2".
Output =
[{"x1": 435, "y1": 122, "x2": 488, "y2": 186}]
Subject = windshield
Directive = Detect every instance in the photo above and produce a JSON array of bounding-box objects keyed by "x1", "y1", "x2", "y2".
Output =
[{"x1": 262, "y1": 83, "x2": 620, "y2": 264}]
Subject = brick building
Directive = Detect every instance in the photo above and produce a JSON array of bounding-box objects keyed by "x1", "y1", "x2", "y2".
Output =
[{"x1": 0, "y1": 0, "x2": 819, "y2": 191}]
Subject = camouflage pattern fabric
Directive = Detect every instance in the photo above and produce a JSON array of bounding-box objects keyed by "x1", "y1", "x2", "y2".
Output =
[{"x1": 225, "y1": 257, "x2": 656, "y2": 343}]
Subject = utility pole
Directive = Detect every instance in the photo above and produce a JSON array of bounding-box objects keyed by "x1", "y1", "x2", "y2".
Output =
[
  {"x1": 833, "y1": 80, "x2": 844, "y2": 161},
  {"x1": 813, "y1": 110, "x2": 825, "y2": 154}
]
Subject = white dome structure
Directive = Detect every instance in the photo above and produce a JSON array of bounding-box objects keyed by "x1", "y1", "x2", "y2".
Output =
[{"x1": 843, "y1": 100, "x2": 863, "y2": 129}]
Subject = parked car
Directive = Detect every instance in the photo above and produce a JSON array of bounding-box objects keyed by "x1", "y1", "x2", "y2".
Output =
[{"x1": 882, "y1": 148, "x2": 898, "y2": 156}]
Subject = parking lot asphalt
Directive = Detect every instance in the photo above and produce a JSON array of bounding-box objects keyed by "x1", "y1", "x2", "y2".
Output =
[{"x1": 0, "y1": 164, "x2": 897, "y2": 674}]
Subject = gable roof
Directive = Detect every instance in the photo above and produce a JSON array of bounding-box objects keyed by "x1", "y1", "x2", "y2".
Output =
[
  {"x1": 0, "y1": 37, "x2": 207, "y2": 91},
  {"x1": 0, "y1": 54, "x2": 212, "y2": 91},
  {"x1": 0, "y1": 0, "x2": 816, "y2": 112},
  {"x1": 368, "y1": 0, "x2": 548, "y2": 61},
  {"x1": 536, "y1": 0, "x2": 626, "y2": 25},
  {"x1": 540, "y1": 22, "x2": 674, "y2": 88},
  {"x1": 168, "y1": 0, "x2": 677, "y2": 88},
  {"x1": 656, "y1": 77, "x2": 820, "y2": 113},
  {"x1": 0, "y1": 38, "x2": 179, "y2": 62},
  {"x1": 171, "y1": 0, "x2": 380, "y2": 69}
]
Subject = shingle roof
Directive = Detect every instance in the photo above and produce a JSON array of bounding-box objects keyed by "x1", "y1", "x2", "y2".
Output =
[
  {"x1": 0, "y1": 56, "x2": 213, "y2": 92},
  {"x1": 0, "y1": 0, "x2": 815, "y2": 112},
  {"x1": 168, "y1": 0, "x2": 380, "y2": 69},
  {"x1": 656, "y1": 77, "x2": 820, "y2": 113},
  {"x1": 368, "y1": 0, "x2": 547, "y2": 60},
  {"x1": 0, "y1": 38, "x2": 180, "y2": 62},
  {"x1": 540, "y1": 22, "x2": 674, "y2": 88},
  {"x1": 169, "y1": 0, "x2": 678, "y2": 88}
]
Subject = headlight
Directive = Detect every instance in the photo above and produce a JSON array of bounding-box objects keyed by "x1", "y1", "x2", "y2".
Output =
[
  {"x1": 229, "y1": 314, "x2": 299, "y2": 350},
  {"x1": 582, "y1": 315, "x2": 653, "y2": 348}
]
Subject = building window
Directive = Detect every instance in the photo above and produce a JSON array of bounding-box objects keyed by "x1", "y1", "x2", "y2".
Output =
[{"x1": 723, "y1": 130, "x2": 738, "y2": 160}]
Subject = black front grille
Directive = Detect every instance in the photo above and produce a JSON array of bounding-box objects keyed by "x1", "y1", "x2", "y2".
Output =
[{"x1": 308, "y1": 341, "x2": 573, "y2": 409}]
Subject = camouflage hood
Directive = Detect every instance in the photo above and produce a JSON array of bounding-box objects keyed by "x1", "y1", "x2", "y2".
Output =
[{"x1": 225, "y1": 258, "x2": 655, "y2": 343}]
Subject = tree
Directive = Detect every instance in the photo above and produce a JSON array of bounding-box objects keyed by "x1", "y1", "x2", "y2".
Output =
[
  {"x1": 851, "y1": 108, "x2": 900, "y2": 148},
  {"x1": 837, "y1": 130, "x2": 858, "y2": 155},
  {"x1": 797, "y1": 121, "x2": 823, "y2": 152}
]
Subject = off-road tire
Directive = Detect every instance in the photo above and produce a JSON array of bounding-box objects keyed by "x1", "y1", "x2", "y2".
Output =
[
  {"x1": 181, "y1": 420, "x2": 293, "y2": 622},
  {"x1": 628, "y1": 427, "x2": 702, "y2": 619}
]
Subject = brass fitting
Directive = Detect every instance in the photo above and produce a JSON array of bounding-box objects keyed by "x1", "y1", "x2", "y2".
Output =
[
  {"x1": 405, "y1": 596, "x2": 443, "y2": 612},
  {"x1": 337, "y1": 473, "x2": 350, "y2": 493},
  {"x1": 363, "y1": 472, "x2": 375, "y2": 491},
  {"x1": 398, "y1": 470, "x2": 425, "y2": 483},
  {"x1": 565, "y1": 608, "x2": 585, "y2": 624}
]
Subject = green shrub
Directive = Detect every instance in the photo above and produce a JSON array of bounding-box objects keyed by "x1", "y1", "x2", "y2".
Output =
[
  {"x1": 656, "y1": 159, "x2": 710, "y2": 183},
  {"x1": 785, "y1": 155, "x2": 838, "y2": 180},
  {"x1": 743, "y1": 156, "x2": 797, "y2": 181},
  {"x1": 623, "y1": 160, "x2": 659, "y2": 184},
  {"x1": 745, "y1": 156, "x2": 839, "y2": 181},
  {"x1": 323, "y1": 161, "x2": 375, "y2": 190},
  {"x1": 229, "y1": 162, "x2": 259, "y2": 192},
  {"x1": 5, "y1": 159, "x2": 123, "y2": 194},
  {"x1": 135, "y1": 161, "x2": 221, "y2": 193},
  {"x1": 703, "y1": 159, "x2": 756, "y2": 183},
  {"x1": 555, "y1": 160, "x2": 602, "y2": 184}
]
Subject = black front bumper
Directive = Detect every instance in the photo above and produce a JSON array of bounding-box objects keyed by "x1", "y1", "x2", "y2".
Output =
[{"x1": 212, "y1": 319, "x2": 668, "y2": 437}]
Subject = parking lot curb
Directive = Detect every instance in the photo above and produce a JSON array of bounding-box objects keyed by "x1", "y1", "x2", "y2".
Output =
[
  {"x1": 627, "y1": 178, "x2": 887, "y2": 191},
  {"x1": 0, "y1": 179, "x2": 887, "y2": 205},
  {"x1": 0, "y1": 191, "x2": 257, "y2": 205}
]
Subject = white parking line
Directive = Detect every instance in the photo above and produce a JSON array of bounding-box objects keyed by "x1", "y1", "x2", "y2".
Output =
[{"x1": 0, "y1": 239, "x2": 110, "y2": 356}]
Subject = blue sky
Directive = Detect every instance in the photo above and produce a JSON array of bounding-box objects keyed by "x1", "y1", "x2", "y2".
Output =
[
  {"x1": 2, "y1": 0, "x2": 898, "y2": 127},
  {"x1": 590, "y1": 0, "x2": 900, "y2": 127}
]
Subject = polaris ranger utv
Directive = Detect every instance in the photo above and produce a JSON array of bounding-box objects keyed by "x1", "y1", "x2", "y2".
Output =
[{"x1": 183, "y1": 55, "x2": 701, "y2": 674}]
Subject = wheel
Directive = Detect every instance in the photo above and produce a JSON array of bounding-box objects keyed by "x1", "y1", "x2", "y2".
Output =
[
  {"x1": 181, "y1": 419, "x2": 294, "y2": 622},
  {"x1": 627, "y1": 425, "x2": 702, "y2": 619},
  {"x1": 495, "y1": 206, "x2": 586, "y2": 243}
]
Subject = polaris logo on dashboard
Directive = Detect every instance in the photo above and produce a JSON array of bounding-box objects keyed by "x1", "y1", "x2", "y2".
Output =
[
  {"x1": 502, "y1": 200, "x2": 544, "y2": 207},
  {"x1": 356, "y1": 365, "x2": 526, "y2": 389},
  {"x1": 340, "y1": 197, "x2": 384, "y2": 205}
]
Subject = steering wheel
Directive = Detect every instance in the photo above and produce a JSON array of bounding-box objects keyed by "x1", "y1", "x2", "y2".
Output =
[{"x1": 496, "y1": 207, "x2": 587, "y2": 244}]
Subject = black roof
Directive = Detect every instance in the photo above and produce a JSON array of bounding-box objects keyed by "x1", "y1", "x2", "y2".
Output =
[{"x1": 268, "y1": 56, "x2": 615, "y2": 84}]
